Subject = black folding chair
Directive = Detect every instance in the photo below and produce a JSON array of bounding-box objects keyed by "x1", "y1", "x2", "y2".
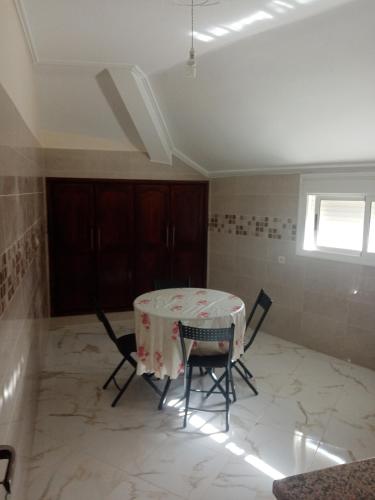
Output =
[
  {"x1": 206, "y1": 289, "x2": 272, "y2": 398},
  {"x1": 179, "y1": 322, "x2": 235, "y2": 432},
  {"x1": 154, "y1": 277, "x2": 191, "y2": 290},
  {"x1": 94, "y1": 304, "x2": 162, "y2": 407}
]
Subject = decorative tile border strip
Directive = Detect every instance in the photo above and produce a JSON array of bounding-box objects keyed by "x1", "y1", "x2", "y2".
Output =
[
  {"x1": 0, "y1": 219, "x2": 44, "y2": 318},
  {"x1": 209, "y1": 213, "x2": 297, "y2": 241}
]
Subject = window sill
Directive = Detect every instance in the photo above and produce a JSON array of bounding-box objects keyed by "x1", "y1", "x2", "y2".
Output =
[{"x1": 296, "y1": 247, "x2": 375, "y2": 267}]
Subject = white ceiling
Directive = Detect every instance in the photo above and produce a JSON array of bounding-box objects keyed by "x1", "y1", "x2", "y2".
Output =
[
  {"x1": 23, "y1": 0, "x2": 355, "y2": 74},
  {"x1": 152, "y1": 0, "x2": 375, "y2": 172},
  {"x1": 19, "y1": 0, "x2": 375, "y2": 174}
]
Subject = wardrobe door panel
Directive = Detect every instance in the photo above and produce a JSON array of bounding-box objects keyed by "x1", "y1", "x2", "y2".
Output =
[
  {"x1": 53, "y1": 254, "x2": 95, "y2": 314},
  {"x1": 135, "y1": 184, "x2": 170, "y2": 295},
  {"x1": 95, "y1": 183, "x2": 134, "y2": 310},
  {"x1": 170, "y1": 184, "x2": 207, "y2": 287},
  {"x1": 48, "y1": 181, "x2": 95, "y2": 315}
]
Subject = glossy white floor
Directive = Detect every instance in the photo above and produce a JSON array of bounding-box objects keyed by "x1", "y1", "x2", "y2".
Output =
[{"x1": 27, "y1": 318, "x2": 375, "y2": 500}]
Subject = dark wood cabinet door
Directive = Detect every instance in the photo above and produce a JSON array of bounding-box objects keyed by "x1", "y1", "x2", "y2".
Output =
[
  {"x1": 48, "y1": 182, "x2": 95, "y2": 315},
  {"x1": 135, "y1": 184, "x2": 170, "y2": 295},
  {"x1": 170, "y1": 184, "x2": 207, "y2": 287},
  {"x1": 95, "y1": 183, "x2": 134, "y2": 310},
  {"x1": 48, "y1": 179, "x2": 208, "y2": 316}
]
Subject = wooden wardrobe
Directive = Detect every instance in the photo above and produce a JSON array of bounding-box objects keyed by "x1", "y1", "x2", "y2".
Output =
[{"x1": 47, "y1": 179, "x2": 208, "y2": 316}]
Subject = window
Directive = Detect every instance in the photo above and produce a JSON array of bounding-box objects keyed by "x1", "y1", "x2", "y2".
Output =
[
  {"x1": 297, "y1": 174, "x2": 375, "y2": 266},
  {"x1": 368, "y1": 202, "x2": 375, "y2": 253}
]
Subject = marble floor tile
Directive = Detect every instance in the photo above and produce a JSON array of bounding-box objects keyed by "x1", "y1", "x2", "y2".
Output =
[{"x1": 27, "y1": 322, "x2": 375, "y2": 500}]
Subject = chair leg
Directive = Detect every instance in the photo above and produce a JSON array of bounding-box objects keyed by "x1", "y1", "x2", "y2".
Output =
[
  {"x1": 229, "y1": 368, "x2": 236, "y2": 402},
  {"x1": 103, "y1": 358, "x2": 126, "y2": 390},
  {"x1": 199, "y1": 367, "x2": 205, "y2": 376},
  {"x1": 158, "y1": 377, "x2": 172, "y2": 410},
  {"x1": 237, "y1": 359, "x2": 253, "y2": 379},
  {"x1": 111, "y1": 368, "x2": 137, "y2": 407},
  {"x1": 205, "y1": 370, "x2": 226, "y2": 399},
  {"x1": 142, "y1": 374, "x2": 162, "y2": 396},
  {"x1": 234, "y1": 364, "x2": 258, "y2": 396},
  {"x1": 183, "y1": 366, "x2": 193, "y2": 428},
  {"x1": 225, "y1": 368, "x2": 230, "y2": 432},
  {"x1": 208, "y1": 369, "x2": 227, "y2": 398}
]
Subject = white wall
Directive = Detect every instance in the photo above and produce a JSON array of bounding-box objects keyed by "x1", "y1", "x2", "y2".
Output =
[
  {"x1": 35, "y1": 67, "x2": 145, "y2": 152},
  {"x1": 0, "y1": 0, "x2": 39, "y2": 138}
]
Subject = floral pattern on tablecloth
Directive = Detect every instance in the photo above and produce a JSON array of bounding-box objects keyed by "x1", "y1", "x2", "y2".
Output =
[{"x1": 134, "y1": 288, "x2": 246, "y2": 379}]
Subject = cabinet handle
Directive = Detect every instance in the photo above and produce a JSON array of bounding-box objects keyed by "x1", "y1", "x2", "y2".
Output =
[
  {"x1": 97, "y1": 228, "x2": 101, "y2": 250},
  {"x1": 166, "y1": 225, "x2": 170, "y2": 248},
  {"x1": 172, "y1": 226, "x2": 176, "y2": 248},
  {"x1": 90, "y1": 227, "x2": 94, "y2": 251}
]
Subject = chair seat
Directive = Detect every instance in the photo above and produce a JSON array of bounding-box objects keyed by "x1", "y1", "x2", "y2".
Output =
[
  {"x1": 188, "y1": 354, "x2": 229, "y2": 368},
  {"x1": 117, "y1": 333, "x2": 137, "y2": 356}
]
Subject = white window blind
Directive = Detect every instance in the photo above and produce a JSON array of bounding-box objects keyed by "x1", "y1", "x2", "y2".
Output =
[
  {"x1": 316, "y1": 199, "x2": 365, "y2": 252},
  {"x1": 368, "y1": 202, "x2": 375, "y2": 253}
]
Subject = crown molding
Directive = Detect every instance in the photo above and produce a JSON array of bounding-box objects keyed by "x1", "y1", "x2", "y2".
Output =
[
  {"x1": 14, "y1": 0, "x2": 136, "y2": 70},
  {"x1": 14, "y1": 0, "x2": 39, "y2": 63},
  {"x1": 210, "y1": 161, "x2": 375, "y2": 178},
  {"x1": 131, "y1": 65, "x2": 173, "y2": 164},
  {"x1": 172, "y1": 148, "x2": 209, "y2": 177}
]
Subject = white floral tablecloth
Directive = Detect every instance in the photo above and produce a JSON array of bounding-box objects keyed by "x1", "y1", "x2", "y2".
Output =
[{"x1": 134, "y1": 288, "x2": 246, "y2": 379}]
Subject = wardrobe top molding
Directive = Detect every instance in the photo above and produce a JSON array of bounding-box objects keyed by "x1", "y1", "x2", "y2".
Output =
[{"x1": 46, "y1": 178, "x2": 209, "y2": 185}]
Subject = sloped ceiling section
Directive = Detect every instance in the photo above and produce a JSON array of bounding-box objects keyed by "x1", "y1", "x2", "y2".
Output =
[
  {"x1": 152, "y1": 0, "x2": 375, "y2": 174},
  {"x1": 16, "y1": 0, "x2": 375, "y2": 175},
  {"x1": 35, "y1": 65, "x2": 147, "y2": 153}
]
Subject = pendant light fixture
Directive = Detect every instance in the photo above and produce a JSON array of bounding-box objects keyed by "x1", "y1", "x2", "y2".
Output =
[
  {"x1": 174, "y1": 0, "x2": 219, "y2": 79},
  {"x1": 186, "y1": 0, "x2": 197, "y2": 78}
]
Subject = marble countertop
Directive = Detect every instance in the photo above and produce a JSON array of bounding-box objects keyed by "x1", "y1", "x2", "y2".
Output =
[{"x1": 273, "y1": 458, "x2": 375, "y2": 500}]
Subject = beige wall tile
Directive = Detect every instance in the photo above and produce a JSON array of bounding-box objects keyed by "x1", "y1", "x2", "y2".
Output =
[
  {"x1": 210, "y1": 177, "x2": 237, "y2": 196},
  {"x1": 210, "y1": 194, "x2": 238, "y2": 214},
  {"x1": 44, "y1": 148, "x2": 205, "y2": 181},
  {"x1": 233, "y1": 194, "x2": 259, "y2": 215},
  {"x1": 303, "y1": 290, "x2": 348, "y2": 322},
  {"x1": 343, "y1": 325, "x2": 375, "y2": 369},
  {"x1": 268, "y1": 195, "x2": 299, "y2": 218},
  {"x1": 266, "y1": 280, "x2": 304, "y2": 310},
  {"x1": 300, "y1": 312, "x2": 347, "y2": 360},
  {"x1": 210, "y1": 252, "x2": 236, "y2": 275},
  {"x1": 208, "y1": 172, "x2": 375, "y2": 369},
  {"x1": 304, "y1": 259, "x2": 359, "y2": 298},
  {"x1": 235, "y1": 235, "x2": 268, "y2": 260},
  {"x1": 270, "y1": 174, "x2": 299, "y2": 196},
  {"x1": 235, "y1": 256, "x2": 267, "y2": 282},
  {"x1": 262, "y1": 303, "x2": 302, "y2": 343},
  {"x1": 348, "y1": 300, "x2": 375, "y2": 332},
  {"x1": 0, "y1": 83, "x2": 49, "y2": 498},
  {"x1": 266, "y1": 261, "x2": 305, "y2": 289},
  {"x1": 235, "y1": 175, "x2": 274, "y2": 196},
  {"x1": 266, "y1": 239, "x2": 299, "y2": 265}
]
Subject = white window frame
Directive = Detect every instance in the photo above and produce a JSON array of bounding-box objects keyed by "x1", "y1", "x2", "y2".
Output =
[
  {"x1": 297, "y1": 173, "x2": 375, "y2": 267},
  {"x1": 363, "y1": 196, "x2": 375, "y2": 256}
]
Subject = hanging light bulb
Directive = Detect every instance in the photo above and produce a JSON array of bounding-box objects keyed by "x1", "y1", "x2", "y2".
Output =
[
  {"x1": 186, "y1": 47, "x2": 197, "y2": 78},
  {"x1": 186, "y1": 0, "x2": 197, "y2": 78}
]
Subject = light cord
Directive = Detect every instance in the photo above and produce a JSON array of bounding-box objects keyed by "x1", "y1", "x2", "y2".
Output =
[{"x1": 191, "y1": 0, "x2": 194, "y2": 51}]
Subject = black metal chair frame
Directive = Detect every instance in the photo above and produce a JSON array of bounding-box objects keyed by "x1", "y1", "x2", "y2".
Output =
[
  {"x1": 95, "y1": 305, "x2": 162, "y2": 407},
  {"x1": 205, "y1": 289, "x2": 272, "y2": 399},
  {"x1": 154, "y1": 277, "x2": 191, "y2": 290},
  {"x1": 179, "y1": 321, "x2": 235, "y2": 432}
]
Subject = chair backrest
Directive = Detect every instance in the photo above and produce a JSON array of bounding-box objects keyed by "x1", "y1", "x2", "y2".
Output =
[
  {"x1": 154, "y1": 277, "x2": 191, "y2": 290},
  {"x1": 93, "y1": 299, "x2": 118, "y2": 347},
  {"x1": 178, "y1": 322, "x2": 235, "y2": 369},
  {"x1": 244, "y1": 289, "x2": 272, "y2": 351}
]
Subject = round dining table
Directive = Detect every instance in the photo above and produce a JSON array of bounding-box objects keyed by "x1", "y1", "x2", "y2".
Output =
[{"x1": 133, "y1": 288, "x2": 246, "y2": 381}]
